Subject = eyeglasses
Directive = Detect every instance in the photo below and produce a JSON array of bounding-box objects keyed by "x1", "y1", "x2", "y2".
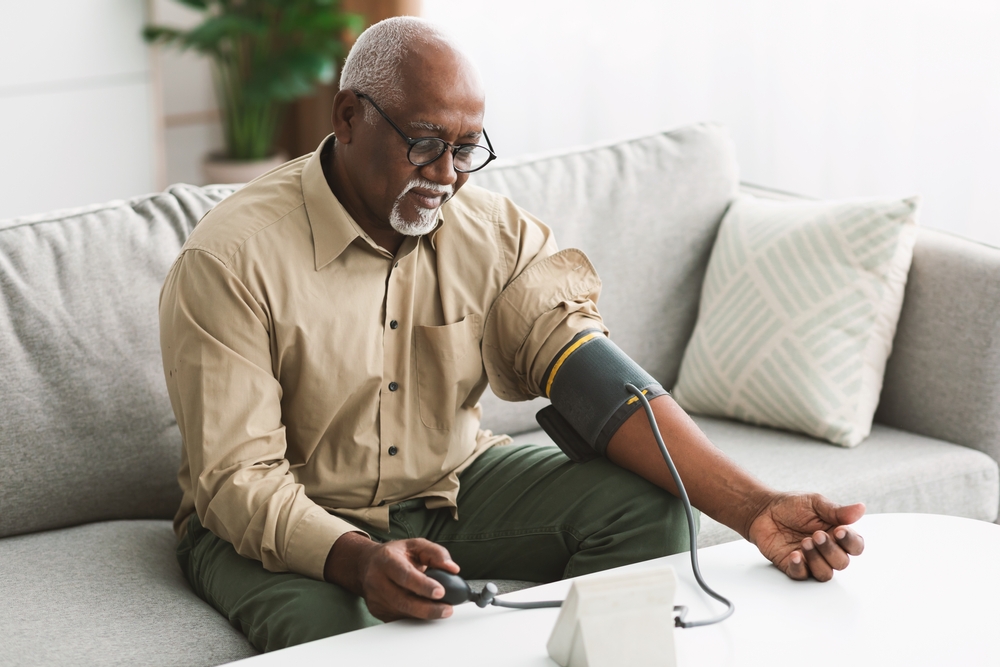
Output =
[{"x1": 353, "y1": 91, "x2": 497, "y2": 173}]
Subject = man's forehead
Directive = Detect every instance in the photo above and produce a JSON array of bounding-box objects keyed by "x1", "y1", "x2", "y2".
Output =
[
  {"x1": 408, "y1": 119, "x2": 482, "y2": 139},
  {"x1": 393, "y1": 41, "x2": 486, "y2": 140}
]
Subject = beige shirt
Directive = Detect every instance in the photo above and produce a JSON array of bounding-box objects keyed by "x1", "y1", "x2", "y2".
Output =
[{"x1": 159, "y1": 136, "x2": 606, "y2": 581}]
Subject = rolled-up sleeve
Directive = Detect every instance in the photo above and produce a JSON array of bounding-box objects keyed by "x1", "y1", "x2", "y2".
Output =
[
  {"x1": 482, "y1": 202, "x2": 608, "y2": 402},
  {"x1": 160, "y1": 248, "x2": 359, "y2": 580}
]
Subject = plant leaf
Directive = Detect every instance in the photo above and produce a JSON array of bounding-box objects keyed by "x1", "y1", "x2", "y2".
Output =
[
  {"x1": 147, "y1": 0, "x2": 365, "y2": 158},
  {"x1": 172, "y1": 0, "x2": 210, "y2": 10},
  {"x1": 142, "y1": 25, "x2": 189, "y2": 46}
]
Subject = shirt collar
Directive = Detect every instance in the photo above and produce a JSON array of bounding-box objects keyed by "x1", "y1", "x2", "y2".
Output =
[
  {"x1": 428, "y1": 217, "x2": 443, "y2": 251},
  {"x1": 302, "y1": 134, "x2": 366, "y2": 270},
  {"x1": 302, "y1": 133, "x2": 448, "y2": 267}
]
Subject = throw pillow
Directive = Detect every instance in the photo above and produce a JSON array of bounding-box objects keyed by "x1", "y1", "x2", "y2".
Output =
[{"x1": 672, "y1": 194, "x2": 919, "y2": 447}]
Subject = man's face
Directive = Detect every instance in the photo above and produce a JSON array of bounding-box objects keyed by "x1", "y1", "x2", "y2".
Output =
[{"x1": 337, "y1": 45, "x2": 487, "y2": 240}]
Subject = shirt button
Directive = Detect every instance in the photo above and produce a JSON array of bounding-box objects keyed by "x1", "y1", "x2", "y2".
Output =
[
  {"x1": 388, "y1": 446, "x2": 399, "y2": 456},
  {"x1": 389, "y1": 320, "x2": 398, "y2": 330},
  {"x1": 388, "y1": 381, "x2": 399, "y2": 392}
]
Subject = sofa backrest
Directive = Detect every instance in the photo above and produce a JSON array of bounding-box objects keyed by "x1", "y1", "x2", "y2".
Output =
[
  {"x1": 0, "y1": 185, "x2": 234, "y2": 538},
  {"x1": 473, "y1": 123, "x2": 740, "y2": 435}
]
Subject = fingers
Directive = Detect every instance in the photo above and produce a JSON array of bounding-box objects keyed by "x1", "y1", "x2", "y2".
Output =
[
  {"x1": 782, "y1": 534, "x2": 853, "y2": 583},
  {"x1": 360, "y1": 539, "x2": 460, "y2": 622},
  {"x1": 813, "y1": 531, "x2": 850, "y2": 569},
  {"x1": 801, "y1": 497, "x2": 865, "y2": 582},
  {"x1": 800, "y1": 525, "x2": 866, "y2": 581},
  {"x1": 376, "y1": 585, "x2": 454, "y2": 622},
  {"x1": 410, "y1": 538, "x2": 460, "y2": 574},
  {"x1": 833, "y1": 525, "x2": 865, "y2": 556},
  {"x1": 782, "y1": 550, "x2": 809, "y2": 581},
  {"x1": 801, "y1": 535, "x2": 836, "y2": 581},
  {"x1": 384, "y1": 541, "x2": 450, "y2": 601},
  {"x1": 833, "y1": 502, "x2": 866, "y2": 527},
  {"x1": 809, "y1": 495, "x2": 865, "y2": 528},
  {"x1": 367, "y1": 587, "x2": 454, "y2": 622},
  {"x1": 813, "y1": 530, "x2": 850, "y2": 578}
]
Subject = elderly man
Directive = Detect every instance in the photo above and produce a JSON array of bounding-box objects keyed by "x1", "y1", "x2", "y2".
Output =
[{"x1": 160, "y1": 16, "x2": 864, "y2": 652}]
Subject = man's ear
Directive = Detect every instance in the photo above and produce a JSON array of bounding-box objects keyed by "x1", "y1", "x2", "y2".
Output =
[{"x1": 331, "y1": 89, "x2": 359, "y2": 144}]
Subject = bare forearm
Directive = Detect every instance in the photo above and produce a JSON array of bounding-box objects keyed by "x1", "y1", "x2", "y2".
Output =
[{"x1": 605, "y1": 394, "x2": 775, "y2": 540}]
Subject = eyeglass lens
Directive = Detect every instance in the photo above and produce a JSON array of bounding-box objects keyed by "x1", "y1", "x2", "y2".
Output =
[{"x1": 408, "y1": 139, "x2": 492, "y2": 173}]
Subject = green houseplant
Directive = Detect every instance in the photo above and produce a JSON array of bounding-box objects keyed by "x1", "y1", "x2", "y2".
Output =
[{"x1": 145, "y1": 0, "x2": 363, "y2": 174}]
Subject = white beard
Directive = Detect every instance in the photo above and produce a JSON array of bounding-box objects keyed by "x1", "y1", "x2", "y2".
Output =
[{"x1": 389, "y1": 177, "x2": 453, "y2": 236}]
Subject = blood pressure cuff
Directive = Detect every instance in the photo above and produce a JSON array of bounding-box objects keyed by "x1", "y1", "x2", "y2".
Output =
[{"x1": 536, "y1": 330, "x2": 666, "y2": 463}]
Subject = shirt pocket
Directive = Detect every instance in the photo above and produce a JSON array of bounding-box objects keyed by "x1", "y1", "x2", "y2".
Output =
[{"x1": 414, "y1": 314, "x2": 483, "y2": 431}]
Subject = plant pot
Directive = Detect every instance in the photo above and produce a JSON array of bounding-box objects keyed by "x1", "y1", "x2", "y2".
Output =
[{"x1": 202, "y1": 152, "x2": 288, "y2": 185}]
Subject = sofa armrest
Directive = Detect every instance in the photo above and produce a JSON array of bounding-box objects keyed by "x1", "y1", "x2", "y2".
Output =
[{"x1": 875, "y1": 228, "x2": 1000, "y2": 464}]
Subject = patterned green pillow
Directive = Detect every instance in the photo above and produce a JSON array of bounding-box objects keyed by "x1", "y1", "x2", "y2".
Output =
[{"x1": 673, "y1": 194, "x2": 919, "y2": 447}]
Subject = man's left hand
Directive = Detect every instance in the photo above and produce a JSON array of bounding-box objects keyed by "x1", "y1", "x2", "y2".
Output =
[{"x1": 748, "y1": 494, "x2": 866, "y2": 581}]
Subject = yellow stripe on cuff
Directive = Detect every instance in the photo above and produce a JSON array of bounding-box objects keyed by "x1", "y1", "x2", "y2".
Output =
[
  {"x1": 625, "y1": 388, "x2": 649, "y2": 405},
  {"x1": 545, "y1": 332, "x2": 601, "y2": 398}
]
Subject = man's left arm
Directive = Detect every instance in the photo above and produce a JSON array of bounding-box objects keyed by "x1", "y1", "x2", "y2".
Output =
[
  {"x1": 605, "y1": 393, "x2": 865, "y2": 581},
  {"x1": 482, "y1": 230, "x2": 863, "y2": 581}
]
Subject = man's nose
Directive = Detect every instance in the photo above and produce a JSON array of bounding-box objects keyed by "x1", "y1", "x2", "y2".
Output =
[{"x1": 420, "y1": 149, "x2": 459, "y2": 187}]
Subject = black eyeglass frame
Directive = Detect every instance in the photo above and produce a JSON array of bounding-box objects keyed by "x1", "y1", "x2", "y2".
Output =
[{"x1": 353, "y1": 90, "x2": 497, "y2": 173}]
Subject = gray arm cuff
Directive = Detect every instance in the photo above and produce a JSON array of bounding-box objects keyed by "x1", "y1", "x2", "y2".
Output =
[{"x1": 546, "y1": 334, "x2": 666, "y2": 457}]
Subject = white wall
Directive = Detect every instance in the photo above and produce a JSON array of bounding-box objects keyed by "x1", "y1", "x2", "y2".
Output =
[
  {"x1": 0, "y1": 0, "x2": 157, "y2": 219},
  {"x1": 6, "y1": 0, "x2": 993, "y2": 245},
  {"x1": 423, "y1": 0, "x2": 1000, "y2": 247},
  {"x1": 150, "y1": 0, "x2": 224, "y2": 187}
]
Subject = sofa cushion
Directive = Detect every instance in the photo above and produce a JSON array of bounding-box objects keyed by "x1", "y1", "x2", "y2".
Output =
[
  {"x1": 509, "y1": 416, "x2": 999, "y2": 547},
  {"x1": 472, "y1": 124, "x2": 740, "y2": 436},
  {"x1": 673, "y1": 194, "x2": 919, "y2": 447},
  {"x1": 0, "y1": 185, "x2": 235, "y2": 538},
  {"x1": 0, "y1": 520, "x2": 257, "y2": 667}
]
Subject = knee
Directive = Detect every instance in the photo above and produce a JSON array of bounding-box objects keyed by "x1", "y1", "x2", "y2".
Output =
[
  {"x1": 235, "y1": 580, "x2": 381, "y2": 652},
  {"x1": 619, "y1": 486, "x2": 699, "y2": 557},
  {"x1": 565, "y1": 485, "x2": 699, "y2": 579},
  {"x1": 179, "y1": 516, "x2": 382, "y2": 652},
  {"x1": 653, "y1": 492, "x2": 699, "y2": 555}
]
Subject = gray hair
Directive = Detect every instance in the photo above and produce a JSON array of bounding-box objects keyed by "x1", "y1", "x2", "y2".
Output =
[{"x1": 339, "y1": 16, "x2": 456, "y2": 124}]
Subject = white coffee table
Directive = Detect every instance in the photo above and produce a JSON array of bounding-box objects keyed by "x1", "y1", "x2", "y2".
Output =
[{"x1": 232, "y1": 513, "x2": 1000, "y2": 666}]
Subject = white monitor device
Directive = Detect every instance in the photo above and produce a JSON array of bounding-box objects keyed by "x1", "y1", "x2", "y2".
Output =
[{"x1": 547, "y1": 564, "x2": 678, "y2": 667}]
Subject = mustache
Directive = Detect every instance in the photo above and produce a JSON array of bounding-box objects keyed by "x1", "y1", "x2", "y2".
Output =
[{"x1": 403, "y1": 177, "x2": 454, "y2": 203}]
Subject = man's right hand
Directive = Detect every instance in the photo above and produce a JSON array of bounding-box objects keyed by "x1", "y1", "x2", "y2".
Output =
[{"x1": 324, "y1": 532, "x2": 459, "y2": 621}]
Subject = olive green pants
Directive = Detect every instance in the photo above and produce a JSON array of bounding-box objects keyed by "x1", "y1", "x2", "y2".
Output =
[{"x1": 177, "y1": 444, "x2": 696, "y2": 652}]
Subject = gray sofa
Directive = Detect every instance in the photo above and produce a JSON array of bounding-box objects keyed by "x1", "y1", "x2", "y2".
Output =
[{"x1": 2, "y1": 124, "x2": 998, "y2": 666}]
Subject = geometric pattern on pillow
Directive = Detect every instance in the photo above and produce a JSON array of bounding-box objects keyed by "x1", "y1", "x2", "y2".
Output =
[{"x1": 673, "y1": 195, "x2": 919, "y2": 447}]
